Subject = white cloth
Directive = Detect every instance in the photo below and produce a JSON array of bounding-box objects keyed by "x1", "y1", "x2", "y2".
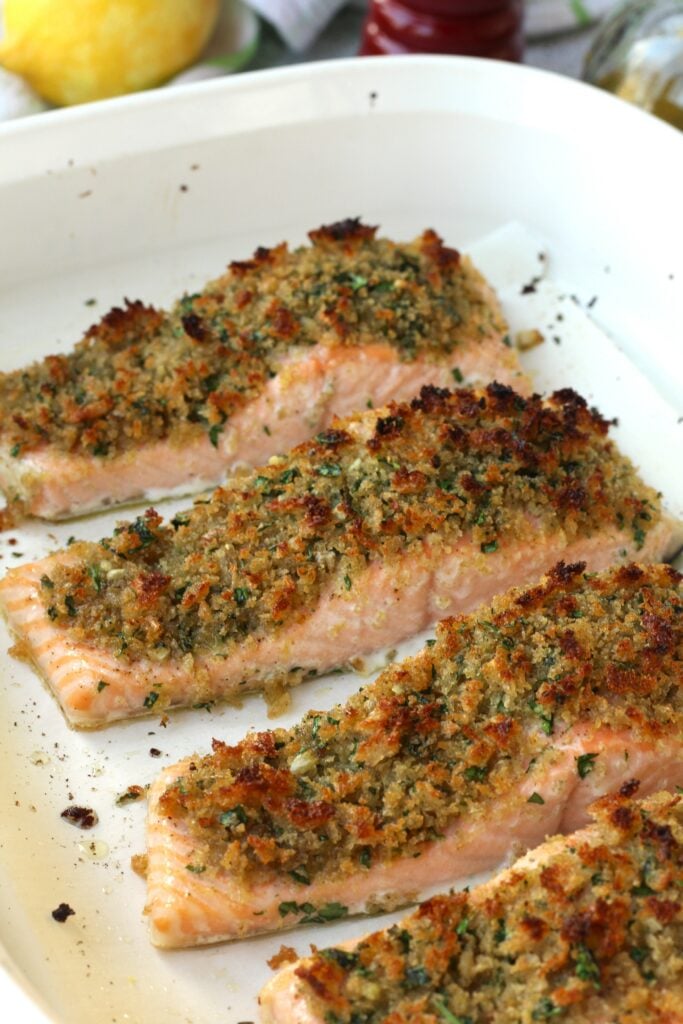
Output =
[{"x1": 247, "y1": 0, "x2": 353, "y2": 50}]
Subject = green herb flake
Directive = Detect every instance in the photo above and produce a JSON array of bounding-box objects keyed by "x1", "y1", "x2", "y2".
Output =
[
  {"x1": 208, "y1": 423, "x2": 223, "y2": 448},
  {"x1": 143, "y1": 691, "x2": 159, "y2": 709},
  {"x1": 87, "y1": 563, "x2": 103, "y2": 593},
  {"x1": 532, "y1": 996, "x2": 564, "y2": 1020},
  {"x1": 219, "y1": 805, "x2": 247, "y2": 827},
  {"x1": 96, "y1": 680, "x2": 109, "y2": 693},
  {"x1": 456, "y1": 916, "x2": 469, "y2": 936},
  {"x1": 234, "y1": 587, "x2": 251, "y2": 606},
  {"x1": 40, "y1": 574, "x2": 54, "y2": 589},
  {"x1": 529, "y1": 700, "x2": 554, "y2": 736},
  {"x1": 576, "y1": 752, "x2": 599, "y2": 779},
  {"x1": 527, "y1": 792, "x2": 545, "y2": 805},
  {"x1": 115, "y1": 785, "x2": 145, "y2": 805},
  {"x1": 315, "y1": 902, "x2": 348, "y2": 922},
  {"x1": 432, "y1": 997, "x2": 471, "y2": 1024},
  {"x1": 320, "y1": 948, "x2": 359, "y2": 970},
  {"x1": 316, "y1": 463, "x2": 342, "y2": 477},
  {"x1": 343, "y1": 574, "x2": 352, "y2": 591},
  {"x1": 185, "y1": 863, "x2": 206, "y2": 874},
  {"x1": 480, "y1": 540, "x2": 498, "y2": 554},
  {"x1": 404, "y1": 966, "x2": 430, "y2": 988},
  {"x1": 574, "y1": 943, "x2": 601, "y2": 988},
  {"x1": 451, "y1": 367, "x2": 464, "y2": 384},
  {"x1": 289, "y1": 867, "x2": 311, "y2": 886},
  {"x1": 10, "y1": 443, "x2": 21, "y2": 458}
]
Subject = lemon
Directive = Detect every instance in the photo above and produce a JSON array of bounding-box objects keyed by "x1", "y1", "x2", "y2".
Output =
[{"x1": 0, "y1": 0, "x2": 220, "y2": 105}]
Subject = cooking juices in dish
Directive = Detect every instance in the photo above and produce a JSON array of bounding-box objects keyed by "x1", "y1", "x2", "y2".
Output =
[
  {"x1": 259, "y1": 789, "x2": 683, "y2": 1023},
  {"x1": 143, "y1": 561, "x2": 683, "y2": 947},
  {"x1": 1, "y1": 384, "x2": 679, "y2": 728},
  {"x1": 0, "y1": 219, "x2": 524, "y2": 521}
]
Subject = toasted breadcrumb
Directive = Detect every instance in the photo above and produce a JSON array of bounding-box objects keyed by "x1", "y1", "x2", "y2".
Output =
[
  {"x1": 267, "y1": 945, "x2": 299, "y2": 970},
  {"x1": 0, "y1": 220, "x2": 505, "y2": 459},
  {"x1": 156, "y1": 562, "x2": 682, "y2": 888},
  {"x1": 41, "y1": 385, "x2": 662, "y2": 665},
  {"x1": 287, "y1": 790, "x2": 683, "y2": 1024}
]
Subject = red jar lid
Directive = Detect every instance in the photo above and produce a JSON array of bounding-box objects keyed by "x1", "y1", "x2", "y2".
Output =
[{"x1": 360, "y1": 0, "x2": 524, "y2": 61}]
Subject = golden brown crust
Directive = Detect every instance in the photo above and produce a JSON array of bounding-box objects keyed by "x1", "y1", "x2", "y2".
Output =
[
  {"x1": 0, "y1": 221, "x2": 505, "y2": 459},
  {"x1": 154, "y1": 563, "x2": 682, "y2": 890},
  {"x1": 286, "y1": 791, "x2": 683, "y2": 1023},
  {"x1": 40, "y1": 385, "x2": 663, "y2": 665}
]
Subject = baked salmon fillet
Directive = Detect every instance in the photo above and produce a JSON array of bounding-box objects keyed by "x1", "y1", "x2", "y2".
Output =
[
  {"x1": 0, "y1": 218, "x2": 524, "y2": 521},
  {"x1": 0, "y1": 384, "x2": 680, "y2": 728},
  {"x1": 143, "y1": 561, "x2": 683, "y2": 948},
  {"x1": 259, "y1": 788, "x2": 683, "y2": 1024}
]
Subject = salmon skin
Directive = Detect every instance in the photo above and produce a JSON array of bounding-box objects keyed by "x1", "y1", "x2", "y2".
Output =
[
  {"x1": 0, "y1": 384, "x2": 679, "y2": 729},
  {"x1": 143, "y1": 561, "x2": 683, "y2": 948},
  {"x1": 259, "y1": 789, "x2": 683, "y2": 1024},
  {"x1": 0, "y1": 219, "x2": 523, "y2": 521}
]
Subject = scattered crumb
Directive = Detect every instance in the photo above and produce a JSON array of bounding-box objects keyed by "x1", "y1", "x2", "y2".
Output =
[
  {"x1": 130, "y1": 853, "x2": 148, "y2": 878},
  {"x1": 267, "y1": 945, "x2": 299, "y2": 970},
  {"x1": 84, "y1": 298, "x2": 97, "y2": 307},
  {"x1": 149, "y1": 748, "x2": 162, "y2": 757},
  {"x1": 179, "y1": 184, "x2": 188, "y2": 192},
  {"x1": 116, "y1": 784, "x2": 146, "y2": 806},
  {"x1": 520, "y1": 276, "x2": 541, "y2": 295},
  {"x1": 61, "y1": 805, "x2": 98, "y2": 829},
  {"x1": 52, "y1": 903, "x2": 75, "y2": 923},
  {"x1": 587, "y1": 295, "x2": 598, "y2": 309},
  {"x1": 515, "y1": 329, "x2": 544, "y2": 352},
  {"x1": 79, "y1": 190, "x2": 92, "y2": 199}
]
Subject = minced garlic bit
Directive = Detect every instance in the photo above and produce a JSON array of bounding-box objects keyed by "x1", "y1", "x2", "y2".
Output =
[
  {"x1": 0, "y1": 219, "x2": 505, "y2": 459},
  {"x1": 42, "y1": 385, "x2": 662, "y2": 666},
  {"x1": 291, "y1": 790, "x2": 683, "y2": 1023},
  {"x1": 157, "y1": 562, "x2": 681, "y2": 889}
]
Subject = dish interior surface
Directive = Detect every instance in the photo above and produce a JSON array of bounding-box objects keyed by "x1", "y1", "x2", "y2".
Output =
[{"x1": 0, "y1": 56, "x2": 681, "y2": 1024}]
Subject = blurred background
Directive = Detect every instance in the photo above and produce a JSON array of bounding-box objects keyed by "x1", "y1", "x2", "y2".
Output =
[{"x1": 0, "y1": 0, "x2": 681, "y2": 127}]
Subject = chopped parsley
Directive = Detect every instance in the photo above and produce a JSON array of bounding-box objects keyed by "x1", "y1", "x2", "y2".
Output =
[{"x1": 575, "y1": 752, "x2": 599, "y2": 779}]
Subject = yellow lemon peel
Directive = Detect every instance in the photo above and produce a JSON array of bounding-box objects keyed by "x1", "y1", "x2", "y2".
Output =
[{"x1": 0, "y1": 0, "x2": 220, "y2": 105}]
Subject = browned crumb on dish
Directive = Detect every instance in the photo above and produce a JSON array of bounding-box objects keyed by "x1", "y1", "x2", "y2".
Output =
[
  {"x1": 116, "y1": 785, "x2": 147, "y2": 806},
  {"x1": 515, "y1": 328, "x2": 545, "y2": 351},
  {"x1": 156, "y1": 562, "x2": 682, "y2": 889},
  {"x1": 40, "y1": 384, "x2": 662, "y2": 664},
  {"x1": 60, "y1": 805, "x2": 98, "y2": 829},
  {"x1": 288, "y1": 790, "x2": 683, "y2": 1024},
  {"x1": 0, "y1": 219, "x2": 506, "y2": 459},
  {"x1": 267, "y1": 945, "x2": 300, "y2": 970},
  {"x1": 131, "y1": 853, "x2": 148, "y2": 878},
  {"x1": 0, "y1": 499, "x2": 26, "y2": 533},
  {"x1": 51, "y1": 902, "x2": 75, "y2": 923}
]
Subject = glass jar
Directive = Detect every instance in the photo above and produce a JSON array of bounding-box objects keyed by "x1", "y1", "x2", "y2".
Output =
[
  {"x1": 584, "y1": 1, "x2": 683, "y2": 129},
  {"x1": 359, "y1": 0, "x2": 525, "y2": 62}
]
